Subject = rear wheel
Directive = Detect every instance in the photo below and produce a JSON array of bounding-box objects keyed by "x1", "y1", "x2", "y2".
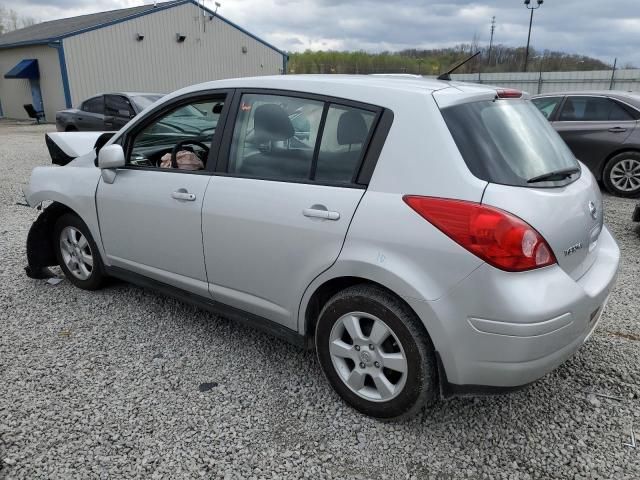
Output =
[
  {"x1": 315, "y1": 284, "x2": 437, "y2": 419},
  {"x1": 54, "y1": 213, "x2": 105, "y2": 290},
  {"x1": 603, "y1": 151, "x2": 640, "y2": 197}
]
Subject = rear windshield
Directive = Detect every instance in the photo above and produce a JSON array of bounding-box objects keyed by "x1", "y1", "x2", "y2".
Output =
[{"x1": 441, "y1": 99, "x2": 579, "y2": 187}]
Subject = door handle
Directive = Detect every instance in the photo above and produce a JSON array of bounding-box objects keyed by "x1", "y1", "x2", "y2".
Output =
[
  {"x1": 303, "y1": 206, "x2": 340, "y2": 221},
  {"x1": 608, "y1": 127, "x2": 627, "y2": 133},
  {"x1": 171, "y1": 190, "x2": 196, "y2": 201}
]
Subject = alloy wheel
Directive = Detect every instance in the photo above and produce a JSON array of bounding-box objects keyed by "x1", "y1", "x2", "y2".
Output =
[
  {"x1": 328, "y1": 312, "x2": 408, "y2": 402},
  {"x1": 610, "y1": 158, "x2": 640, "y2": 193},
  {"x1": 59, "y1": 226, "x2": 94, "y2": 281}
]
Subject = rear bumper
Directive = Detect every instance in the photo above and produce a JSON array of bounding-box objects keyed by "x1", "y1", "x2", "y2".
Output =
[{"x1": 405, "y1": 225, "x2": 619, "y2": 389}]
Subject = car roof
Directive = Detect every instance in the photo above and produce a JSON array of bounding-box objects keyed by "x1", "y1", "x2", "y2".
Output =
[{"x1": 163, "y1": 75, "x2": 501, "y2": 109}]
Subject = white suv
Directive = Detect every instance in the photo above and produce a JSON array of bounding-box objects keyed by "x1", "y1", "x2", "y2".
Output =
[{"x1": 24, "y1": 76, "x2": 619, "y2": 419}]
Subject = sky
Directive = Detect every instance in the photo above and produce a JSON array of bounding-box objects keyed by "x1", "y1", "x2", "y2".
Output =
[{"x1": 2, "y1": 0, "x2": 640, "y2": 66}]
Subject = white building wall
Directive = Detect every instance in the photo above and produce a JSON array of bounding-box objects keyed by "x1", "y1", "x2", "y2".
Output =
[
  {"x1": 0, "y1": 45, "x2": 66, "y2": 120},
  {"x1": 63, "y1": 3, "x2": 284, "y2": 106}
]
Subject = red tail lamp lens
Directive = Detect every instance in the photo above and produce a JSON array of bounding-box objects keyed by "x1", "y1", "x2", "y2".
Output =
[{"x1": 403, "y1": 196, "x2": 556, "y2": 272}]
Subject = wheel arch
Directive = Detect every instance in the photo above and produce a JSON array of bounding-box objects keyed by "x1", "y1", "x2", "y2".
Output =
[
  {"x1": 25, "y1": 201, "x2": 78, "y2": 278},
  {"x1": 300, "y1": 270, "x2": 432, "y2": 348}
]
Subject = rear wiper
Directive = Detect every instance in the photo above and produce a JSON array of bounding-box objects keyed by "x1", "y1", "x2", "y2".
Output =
[{"x1": 527, "y1": 167, "x2": 581, "y2": 184}]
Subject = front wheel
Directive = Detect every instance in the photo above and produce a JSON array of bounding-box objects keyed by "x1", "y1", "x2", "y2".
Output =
[
  {"x1": 603, "y1": 152, "x2": 640, "y2": 198},
  {"x1": 315, "y1": 284, "x2": 437, "y2": 419},
  {"x1": 54, "y1": 213, "x2": 106, "y2": 290}
]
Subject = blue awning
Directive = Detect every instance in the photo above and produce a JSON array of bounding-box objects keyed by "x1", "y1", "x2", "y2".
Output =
[{"x1": 4, "y1": 59, "x2": 39, "y2": 79}]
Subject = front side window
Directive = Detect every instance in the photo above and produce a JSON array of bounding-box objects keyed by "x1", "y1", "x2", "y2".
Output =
[
  {"x1": 128, "y1": 98, "x2": 224, "y2": 170},
  {"x1": 105, "y1": 95, "x2": 135, "y2": 119},
  {"x1": 228, "y1": 94, "x2": 324, "y2": 181},
  {"x1": 559, "y1": 96, "x2": 634, "y2": 122},
  {"x1": 82, "y1": 96, "x2": 104, "y2": 115},
  {"x1": 315, "y1": 105, "x2": 376, "y2": 183},
  {"x1": 531, "y1": 96, "x2": 563, "y2": 119}
]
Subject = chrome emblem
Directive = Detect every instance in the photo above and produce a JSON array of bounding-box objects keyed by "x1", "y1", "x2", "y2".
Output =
[
  {"x1": 564, "y1": 242, "x2": 583, "y2": 257},
  {"x1": 360, "y1": 351, "x2": 372, "y2": 364},
  {"x1": 588, "y1": 201, "x2": 597, "y2": 220}
]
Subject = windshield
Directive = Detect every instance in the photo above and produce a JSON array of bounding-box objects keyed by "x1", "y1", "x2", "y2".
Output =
[
  {"x1": 131, "y1": 94, "x2": 163, "y2": 111},
  {"x1": 441, "y1": 99, "x2": 579, "y2": 187}
]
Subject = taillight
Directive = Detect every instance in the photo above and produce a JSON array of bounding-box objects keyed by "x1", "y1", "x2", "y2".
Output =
[
  {"x1": 403, "y1": 196, "x2": 556, "y2": 272},
  {"x1": 496, "y1": 88, "x2": 523, "y2": 99}
]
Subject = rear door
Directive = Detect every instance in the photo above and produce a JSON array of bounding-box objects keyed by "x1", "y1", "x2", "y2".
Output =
[
  {"x1": 105, "y1": 95, "x2": 136, "y2": 130},
  {"x1": 552, "y1": 95, "x2": 636, "y2": 173},
  {"x1": 202, "y1": 91, "x2": 381, "y2": 329}
]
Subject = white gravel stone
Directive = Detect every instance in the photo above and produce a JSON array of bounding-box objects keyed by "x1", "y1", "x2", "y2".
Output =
[{"x1": 0, "y1": 121, "x2": 639, "y2": 479}]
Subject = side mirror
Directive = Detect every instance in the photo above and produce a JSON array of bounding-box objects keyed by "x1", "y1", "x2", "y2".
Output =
[
  {"x1": 98, "y1": 144, "x2": 125, "y2": 169},
  {"x1": 98, "y1": 144, "x2": 125, "y2": 184}
]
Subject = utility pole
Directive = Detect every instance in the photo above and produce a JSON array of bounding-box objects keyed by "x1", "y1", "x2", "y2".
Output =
[
  {"x1": 488, "y1": 16, "x2": 496, "y2": 67},
  {"x1": 523, "y1": 0, "x2": 544, "y2": 72}
]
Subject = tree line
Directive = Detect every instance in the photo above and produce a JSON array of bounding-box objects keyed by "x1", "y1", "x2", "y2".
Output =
[
  {"x1": 288, "y1": 44, "x2": 618, "y2": 75},
  {"x1": 0, "y1": 4, "x2": 37, "y2": 35}
]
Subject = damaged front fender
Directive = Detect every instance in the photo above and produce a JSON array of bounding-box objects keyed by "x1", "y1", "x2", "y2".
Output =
[{"x1": 25, "y1": 202, "x2": 72, "y2": 279}]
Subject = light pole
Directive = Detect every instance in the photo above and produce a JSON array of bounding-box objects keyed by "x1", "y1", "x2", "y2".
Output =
[{"x1": 523, "y1": 0, "x2": 543, "y2": 72}]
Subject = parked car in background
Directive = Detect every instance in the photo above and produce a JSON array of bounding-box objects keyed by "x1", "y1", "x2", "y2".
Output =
[
  {"x1": 25, "y1": 76, "x2": 619, "y2": 419},
  {"x1": 56, "y1": 93, "x2": 163, "y2": 132},
  {"x1": 532, "y1": 92, "x2": 640, "y2": 197}
]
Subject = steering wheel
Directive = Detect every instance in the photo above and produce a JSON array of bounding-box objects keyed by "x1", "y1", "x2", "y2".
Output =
[{"x1": 171, "y1": 140, "x2": 210, "y2": 168}]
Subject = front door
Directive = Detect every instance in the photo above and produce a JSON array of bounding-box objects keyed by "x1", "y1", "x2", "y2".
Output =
[
  {"x1": 203, "y1": 92, "x2": 380, "y2": 329},
  {"x1": 552, "y1": 95, "x2": 636, "y2": 169},
  {"x1": 105, "y1": 95, "x2": 136, "y2": 131},
  {"x1": 96, "y1": 93, "x2": 229, "y2": 295}
]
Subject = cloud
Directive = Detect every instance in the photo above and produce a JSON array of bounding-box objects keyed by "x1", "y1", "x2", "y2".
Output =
[{"x1": 2, "y1": 0, "x2": 639, "y2": 65}]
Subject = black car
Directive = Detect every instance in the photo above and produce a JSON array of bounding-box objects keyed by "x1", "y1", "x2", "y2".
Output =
[
  {"x1": 56, "y1": 92, "x2": 163, "y2": 133},
  {"x1": 532, "y1": 91, "x2": 640, "y2": 197}
]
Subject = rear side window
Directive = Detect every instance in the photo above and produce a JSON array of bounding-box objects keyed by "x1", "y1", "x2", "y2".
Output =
[
  {"x1": 559, "y1": 96, "x2": 634, "y2": 122},
  {"x1": 82, "y1": 96, "x2": 104, "y2": 114},
  {"x1": 531, "y1": 96, "x2": 562, "y2": 119},
  {"x1": 441, "y1": 99, "x2": 578, "y2": 187},
  {"x1": 315, "y1": 105, "x2": 376, "y2": 183},
  {"x1": 228, "y1": 94, "x2": 324, "y2": 181},
  {"x1": 226, "y1": 93, "x2": 379, "y2": 184}
]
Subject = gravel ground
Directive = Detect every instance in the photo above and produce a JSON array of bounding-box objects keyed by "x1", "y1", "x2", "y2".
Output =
[{"x1": 1, "y1": 121, "x2": 639, "y2": 479}]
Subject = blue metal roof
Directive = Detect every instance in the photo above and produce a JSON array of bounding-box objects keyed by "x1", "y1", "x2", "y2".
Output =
[
  {"x1": 0, "y1": 0, "x2": 287, "y2": 58},
  {"x1": 4, "y1": 59, "x2": 40, "y2": 79}
]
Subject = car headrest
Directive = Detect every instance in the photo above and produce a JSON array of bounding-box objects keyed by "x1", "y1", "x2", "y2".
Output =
[
  {"x1": 254, "y1": 104, "x2": 294, "y2": 142},
  {"x1": 337, "y1": 110, "x2": 368, "y2": 145}
]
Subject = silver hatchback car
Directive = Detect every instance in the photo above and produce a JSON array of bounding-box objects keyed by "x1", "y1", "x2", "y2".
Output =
[{"x1": 24, "y1": 76, "x2": 620, "y2": 419}]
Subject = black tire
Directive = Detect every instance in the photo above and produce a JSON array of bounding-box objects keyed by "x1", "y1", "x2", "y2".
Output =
[
  {"x1": 65, "y1": 125, "x2": 78, "y2": 132},
  {"x1": 53, "y1": 213, "x2": 106, "y2": 290},
  {"x1": 315, "y1": 284, "x2": 437, "y2": 420},
  {"x1": 602, "y1": 151, "x2": 640, "y2": 198}
]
